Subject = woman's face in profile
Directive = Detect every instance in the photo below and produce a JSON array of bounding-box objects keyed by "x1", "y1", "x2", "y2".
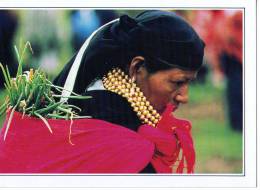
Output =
[{"x1": 135, "y1": 66, "x2": 198, "y2": 114}]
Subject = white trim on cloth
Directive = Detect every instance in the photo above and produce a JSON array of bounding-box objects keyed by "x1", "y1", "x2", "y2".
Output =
[
  {"x1": 86, "y1": 79, "x2": 105, "y2": 91},
  {"x1": 60, "y1": 18, "x2": 119, "y2": 102}
]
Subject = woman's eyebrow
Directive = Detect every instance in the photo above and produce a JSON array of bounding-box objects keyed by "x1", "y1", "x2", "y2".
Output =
[{"x1": 176, "y1": 75, "x2": 196, "y2": 81}]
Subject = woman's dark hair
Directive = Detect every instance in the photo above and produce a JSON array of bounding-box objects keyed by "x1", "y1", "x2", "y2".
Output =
[{"x1": 54, "y1": 10, "x2": 205, "y2": 95}]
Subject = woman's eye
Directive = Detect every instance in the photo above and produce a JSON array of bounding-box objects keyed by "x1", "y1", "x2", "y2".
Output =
[{"x1": 176, "y1": 81, "x2": 184, "y2": 86}]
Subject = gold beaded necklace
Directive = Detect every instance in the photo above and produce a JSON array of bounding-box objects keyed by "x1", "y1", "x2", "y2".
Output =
[{"x1": 102, "y1": 68, "x2": 161, "y2": 127}]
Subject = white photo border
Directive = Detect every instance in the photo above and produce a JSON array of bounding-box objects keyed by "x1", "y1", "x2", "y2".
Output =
[{"x1": 0, "y1": 0, "x2": 257, "y2": 189}]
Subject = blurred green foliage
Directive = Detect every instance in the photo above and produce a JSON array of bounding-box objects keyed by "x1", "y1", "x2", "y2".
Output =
[
  {"x1": 175, "y1": 80, "x2": 243, "y2": 173},
  {"x1": 193, "y1": 119, "x2": 242, "y2": 173},
  {"x1": 0, "y1": 90, "x2": 6, "y2": 125}
]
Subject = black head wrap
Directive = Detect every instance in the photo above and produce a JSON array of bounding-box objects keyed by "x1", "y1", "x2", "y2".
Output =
[{"x1": 54, "y1": 10, "x2": 205, "y2": 96}]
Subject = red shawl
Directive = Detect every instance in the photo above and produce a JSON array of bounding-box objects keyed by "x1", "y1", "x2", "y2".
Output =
[{"x1": 0, "y1": 104, "x2": 195, "y2": 173}]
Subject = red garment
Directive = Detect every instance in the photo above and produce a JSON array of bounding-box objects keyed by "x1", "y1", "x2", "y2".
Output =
[
  {"x1": 0, "y1": 104, "x2": 195, "y2": 173},
  {"x1": 153, "y1": 104, "x2": 195, "y2": 173}
]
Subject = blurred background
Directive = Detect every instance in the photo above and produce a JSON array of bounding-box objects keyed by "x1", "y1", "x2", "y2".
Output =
[{"x1": 0, "y1": 9, "x2": 243, "y2": 173}]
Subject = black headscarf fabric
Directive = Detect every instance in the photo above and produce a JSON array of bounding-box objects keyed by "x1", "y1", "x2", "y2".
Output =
[{"x1": 54, "y1": 10, "x2": 205, "y2": 95}]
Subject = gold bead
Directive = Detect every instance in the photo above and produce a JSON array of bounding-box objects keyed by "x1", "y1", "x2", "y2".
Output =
[
  {"x1": 140, "y1": 101, "x2": 145, "y2": 106},
  {"x1": 132, "y1": 92, "x2": 138, "y2": 97},
  {"x1": 143, "y1": 110, "x2": 148, "y2": 115},
  {"x1": 152, "y1": 110, "x2": 157, "y2": 115},
  {"x1": 134, "y1": 107, "x2": 139, "y2": 112},
  {"x1": 131, "y1": 102, "x2": 136, "y2": 107},
  {"x1": 148, "y1": 121, "x2": 153, "y2": 126},
  {"x1": 137, "y1": 97, "x2": 142, "y2": 102},
  {"x1": 124, "y1": 89, "x2": 129, "y2": 94},
  {"x1": 139, "y1": 105, "x2": 144, "y2": 111},
  {"x1": 137, "y1": 112, "x2": 142, "y2": 116},
  {"x1": 148, "y1": 106, "x2": 154, "y2": 113},
  {"x1": 118, "y1": 80, "x2": 123, "y2": 85},
  {"x1": 154, "y1": 119, "x2": 159, "y2": 124},
  {"x1": 146, "y1": 113, "x2": 152, "y2": 118},
  {"x1": 140, "y1": 115, "x2": 145, "y2": 120},
  {"x1": 144, "y1": 118, "x2": 149, "y2": 123},
  {"x1": 135, "y1": 101, "x2": 141, "y2": 107},
  {"x1": 111, "y1": 77, "x2": 116, "y2": 82},
  {"x1": 148, "y1": 105, "x2": 153, "y2": 111}
]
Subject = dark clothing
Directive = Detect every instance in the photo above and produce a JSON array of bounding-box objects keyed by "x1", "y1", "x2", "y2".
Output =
[
  {"x1": 220, "y1": 53, "x2": 243, "y2": 132},
  {"x1": 79, "y1": 90, "x2": 141, "y2": 131},
  {"x1": 0, "y1": 11, "x2": 18, "y2": 89}
]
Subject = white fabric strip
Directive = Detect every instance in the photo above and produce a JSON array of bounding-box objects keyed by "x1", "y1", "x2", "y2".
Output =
[
  {"x1": 86, "y1": 79, "x2": 105, "y2": 91},
  {"x1": 60, "y1": 18, "x2": 119, "y2": 102}
]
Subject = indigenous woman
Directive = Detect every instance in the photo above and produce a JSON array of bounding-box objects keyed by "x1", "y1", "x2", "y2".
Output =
[
  {"x1": 53, "y1": 10, "x2": 205, "y2": 173},
  {"x1": 0, "y1": 10, "x2": 205, "y2": 174}
]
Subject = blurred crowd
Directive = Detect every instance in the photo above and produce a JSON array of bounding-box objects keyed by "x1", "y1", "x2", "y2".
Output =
[
  {"x1": 0, "y1": 9, "x2": 243, "y2": 132},
  {"x1": 177, "y1": 10, "x2": 243, "y2": 132}
]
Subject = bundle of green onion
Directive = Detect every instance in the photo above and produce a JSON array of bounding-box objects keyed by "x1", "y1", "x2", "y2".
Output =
[{"x1": 0, "y1": 42, "x2": 90, "y2": 141}]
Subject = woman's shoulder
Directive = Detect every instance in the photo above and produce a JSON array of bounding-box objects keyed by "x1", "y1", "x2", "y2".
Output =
[{"x1": 75, "y1": 90, "x2": 141, "y2": 131}]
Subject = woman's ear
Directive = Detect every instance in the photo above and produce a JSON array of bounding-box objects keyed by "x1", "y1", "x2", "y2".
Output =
[{"x1": 128, "y1": 56, "x2": 145, "y2": 79}]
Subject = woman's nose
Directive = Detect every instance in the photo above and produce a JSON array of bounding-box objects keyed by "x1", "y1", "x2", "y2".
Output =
[{"x1": 175, "y1": 84, "x2": 189, "y2": 104}]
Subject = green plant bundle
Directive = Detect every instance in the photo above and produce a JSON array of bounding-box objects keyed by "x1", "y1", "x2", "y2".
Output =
[{"x1": 0, "y1": 41, "x2": 90, "y2": 141}]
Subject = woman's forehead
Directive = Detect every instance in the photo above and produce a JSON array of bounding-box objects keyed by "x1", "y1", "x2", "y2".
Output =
[{"x1": 161, "y1": 68, "x2": 198, "y2": 80}]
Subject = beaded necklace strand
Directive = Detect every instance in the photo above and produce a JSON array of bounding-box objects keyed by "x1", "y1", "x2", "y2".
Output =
[{"x1": 102, "y1": 68, "x2": 161, "y2": 127}]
